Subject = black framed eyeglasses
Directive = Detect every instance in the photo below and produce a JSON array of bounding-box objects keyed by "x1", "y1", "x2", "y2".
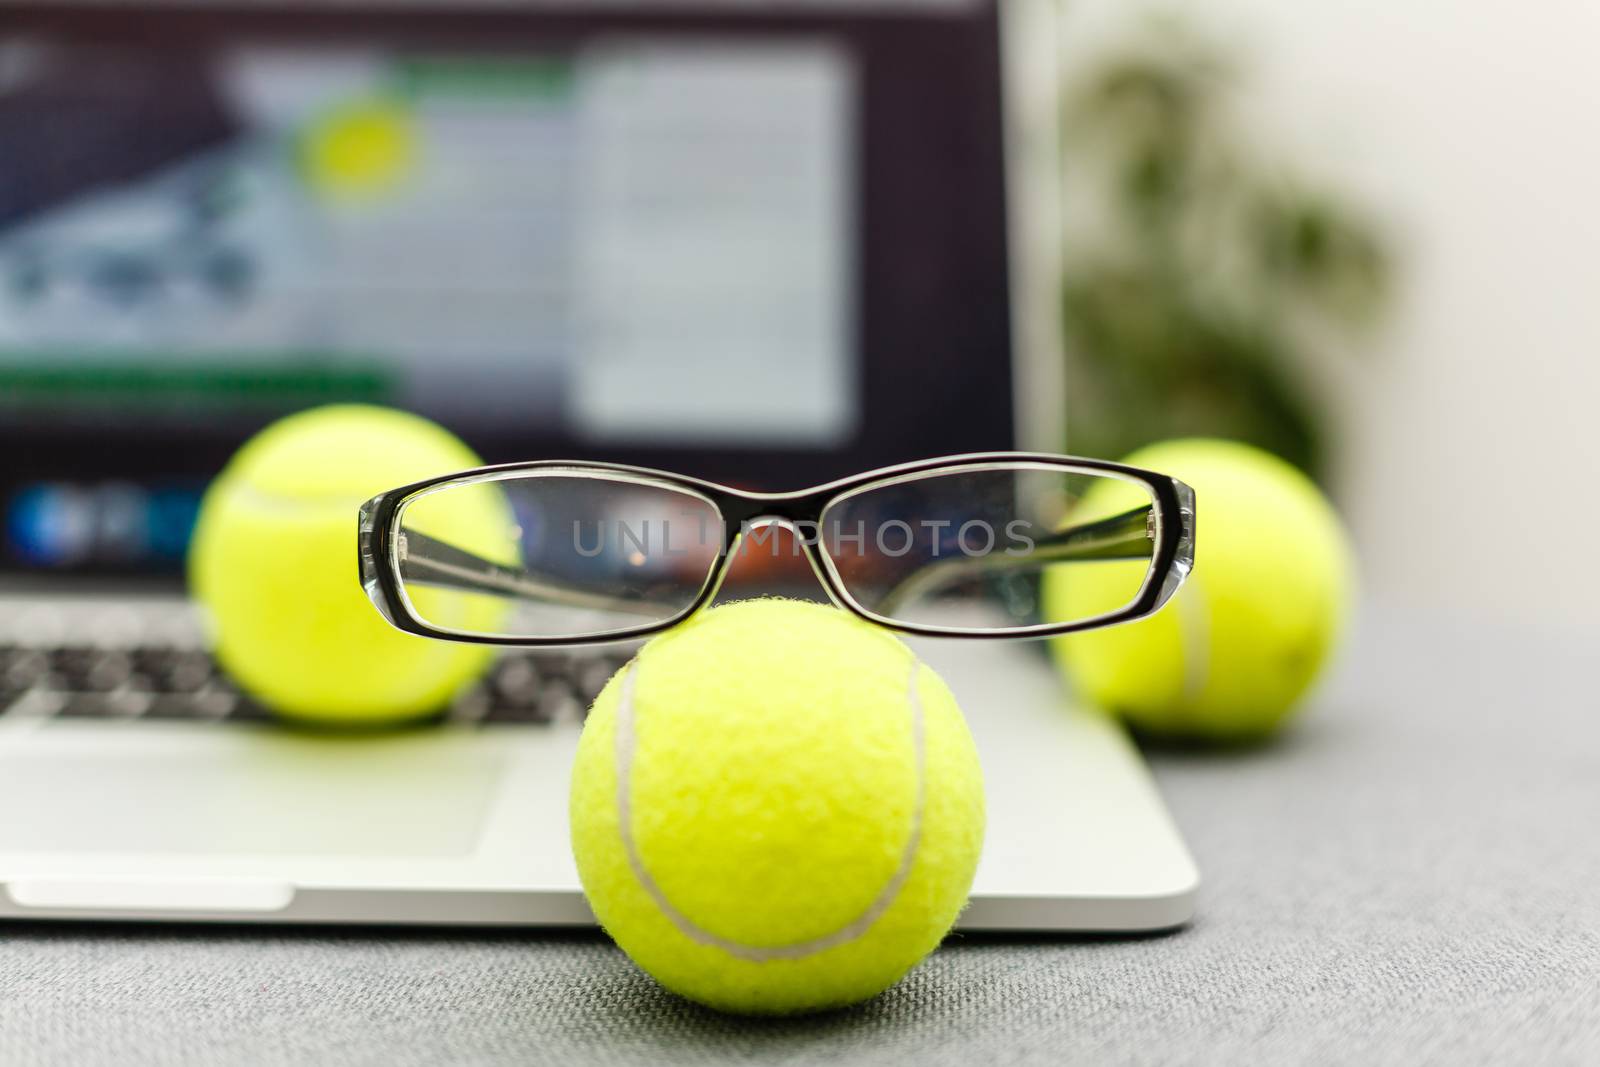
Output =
[{"x1": 358, "y1": 453, "x2": 1196, "y2": 646}]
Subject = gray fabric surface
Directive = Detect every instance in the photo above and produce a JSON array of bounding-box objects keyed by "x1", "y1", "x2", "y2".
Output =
[{"x1": 2, "y1": 607, "x2": 1598, "y2": 1065}]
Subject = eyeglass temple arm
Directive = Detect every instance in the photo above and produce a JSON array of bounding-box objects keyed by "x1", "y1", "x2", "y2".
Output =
[
  {"x1": 395, "y1": 530, "x2": 671, "y2": 619},
  {"x1": 873, "y1": 504, "x2": 1155, "y2": 618}
]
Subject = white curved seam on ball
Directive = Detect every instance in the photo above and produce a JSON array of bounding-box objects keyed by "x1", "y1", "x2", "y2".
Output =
[{"x1": 612, "y1": 659, "x2": 927, "y2": 963}]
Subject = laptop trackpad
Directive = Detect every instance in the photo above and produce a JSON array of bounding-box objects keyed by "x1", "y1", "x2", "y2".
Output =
[{"x1": 0, "y1": 723, "x2": 506, "y2": 856}]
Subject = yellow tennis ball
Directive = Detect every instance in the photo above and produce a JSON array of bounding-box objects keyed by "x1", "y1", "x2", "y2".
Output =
[
  {"x1": 188, "y1": 404, "x2": 508, "y2": 725},
  {"x1": 1044, "y1": 438, "x2": 1354, "y2": 741},
  {"x1": 570, "y1": 598, "x2": 985, "y2": 1016},
  {"x1": 299, "y1": 98, "x2": 417, "y2": 201}
]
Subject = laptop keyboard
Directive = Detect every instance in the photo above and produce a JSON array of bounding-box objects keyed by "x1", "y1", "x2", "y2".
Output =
[{"x1": 0, "y1": 642, "x2": 633, "y2": 727}]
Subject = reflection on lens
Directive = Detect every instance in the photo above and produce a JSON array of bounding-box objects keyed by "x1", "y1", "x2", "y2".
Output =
[
  {"x1": 395, "y1": 473, "x2": 723, "y2": 640},
  {"x1": 820, "y1": 465, "x2": 1158, "y2": 633}
]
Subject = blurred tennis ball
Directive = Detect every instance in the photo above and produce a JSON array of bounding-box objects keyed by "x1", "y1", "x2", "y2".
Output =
[
  {"x1": 1044, "y1": 439, "x2": 1353, "y2": 741},
  {"x1": 299, "y1": 98, "x2": 417, "y2": 201},
  {"x1": 188, "y1": 404, "x2": 509, "y2": 726},
  {"x1": 570, "y1": 598, "x2": 985, "y2": 1015}
]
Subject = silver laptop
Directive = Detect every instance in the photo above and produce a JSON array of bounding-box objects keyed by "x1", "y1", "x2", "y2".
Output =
[{"x1": 0, "y1": 0, "x2": 1196, "y2": 931}]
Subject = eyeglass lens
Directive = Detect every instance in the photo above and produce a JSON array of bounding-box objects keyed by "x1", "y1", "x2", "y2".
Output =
[
  {"x1": 394, "y1": 474, "x2": 723, "y2": 640},
  {"x1": 819, "y1": 465, "x2": 1158, "y2": 632}
]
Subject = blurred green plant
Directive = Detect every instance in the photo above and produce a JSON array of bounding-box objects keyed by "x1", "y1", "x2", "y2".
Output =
[{"x1": 1060, "y1": 19, "x2": 1393, "y2": 479}]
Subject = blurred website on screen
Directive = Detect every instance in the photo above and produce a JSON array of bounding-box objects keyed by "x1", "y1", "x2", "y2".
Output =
[{"x1": 0, "y1": 39, "x2": 856, "y2": 447}]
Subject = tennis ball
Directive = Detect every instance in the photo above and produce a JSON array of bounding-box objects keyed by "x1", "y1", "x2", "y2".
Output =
[
  {"x1": 188, "y1": 404, "x2": 508, "y2": 725},
  {"x1": 1044, "y1": 438, "x2": 1353, "y2": 741},
  {"x1": 299, "y1": 98, "x2": 417, "y2": 201},
  {"x1": 570, "y1": 598, "x2": 985, "y2": 1016}
]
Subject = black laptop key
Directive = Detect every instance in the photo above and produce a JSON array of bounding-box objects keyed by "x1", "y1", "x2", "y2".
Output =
[
  {"x1": 2, "y1": 648, "x2": 48, "y2": 689},
  {"x1": 78, "y1": 652, "x2": 134, "y2": 692},
  {"x1": 538, "y1": 687, "x2": 584, "y2": 723},
  {"x1": 225, "y1": 696, "x2": 274, "y2": 724},
  {"x1": 484, "y1": 658, "x2": 559, "y2": 725},
  {"x1": 490, "y1": 657, "x2": 543, "y2": 707},
  {"x1": 530, "y1": 652, "x2": 575, "y2": 683},
  {"x1": 481, "y1": 683, "x2": 583, "y2": 725},
  {"x1": 51, "y1": 649, "x2": 142, "y2": 694},
  {"x1": 145, "y1": 693, "x2": 229, "y2": 720},
  {"x1": 482, "y1": 699, "x2": 557, "y2": 725},
  {"x1": 50, "y1": 646, "x2": 103, "y2": 688},
  {"x1": 58, "y1": 691, "x2": 148, "y2": 718},
  {"x1": 133, "y1": 648, "x2": 216, "y2": 693}
]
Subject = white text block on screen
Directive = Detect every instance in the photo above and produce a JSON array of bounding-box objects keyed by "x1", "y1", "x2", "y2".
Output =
[{"x1": 571, "y1": 41, "x2": 856, "y2": 446}]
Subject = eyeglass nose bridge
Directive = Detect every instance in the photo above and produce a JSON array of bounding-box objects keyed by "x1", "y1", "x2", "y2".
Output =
[{"x1": 699, "y1": 513, "x2": 840, "y2": 611}]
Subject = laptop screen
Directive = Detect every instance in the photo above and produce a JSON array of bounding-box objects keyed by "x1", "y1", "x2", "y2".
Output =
[{"x1": 0, "y1": 3, "x2": 1012, "y2": 577}]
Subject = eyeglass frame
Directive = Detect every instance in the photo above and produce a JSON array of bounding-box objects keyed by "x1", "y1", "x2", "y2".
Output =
[{"x1": 359, "y1": 451, "x2": 1196, "y2": 647}]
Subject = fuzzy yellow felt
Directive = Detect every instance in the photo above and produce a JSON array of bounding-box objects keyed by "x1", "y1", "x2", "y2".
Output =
[
  {"x1": 188, "y1": 404, "x2": 508, "y2": 725},
  {"x1": 1046, "y1": 438, "x2": 1353, "y2": 740},
  {"x1": 569, "y1": 598, "x2": 986, "y2": 1015}
]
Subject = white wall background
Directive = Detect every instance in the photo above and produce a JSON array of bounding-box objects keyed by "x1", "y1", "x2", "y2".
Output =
[{"x1": 1058, "y1": 0, "x2": 1600, "y2": 632}]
